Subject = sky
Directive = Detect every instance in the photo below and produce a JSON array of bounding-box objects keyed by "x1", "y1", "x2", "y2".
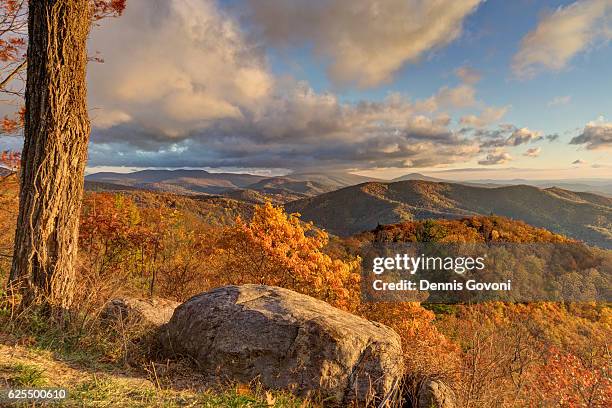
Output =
[{"x1": 1, "y1": 0, "x2": 611, "y2": 180}]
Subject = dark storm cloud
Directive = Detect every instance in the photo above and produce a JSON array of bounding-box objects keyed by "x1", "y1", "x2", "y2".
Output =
[{"x1": 89, "y1": 111, "x2": 481, "y2": 171}]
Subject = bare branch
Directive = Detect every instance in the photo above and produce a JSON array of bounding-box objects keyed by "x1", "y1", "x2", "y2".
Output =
[{"x1": 0, "y1": 59, "x2": 25, "y2": 90}]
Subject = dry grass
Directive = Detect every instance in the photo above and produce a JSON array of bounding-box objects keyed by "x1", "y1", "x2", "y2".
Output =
[{"x1": 0, "y1": 342, "x2": 312, "y2": 407}]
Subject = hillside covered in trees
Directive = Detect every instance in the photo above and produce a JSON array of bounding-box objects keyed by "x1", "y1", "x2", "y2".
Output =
[
  {"x1": 1, "y1": 174, "x2": 610, "y2": 406},
  {"x1": 1, "y1": 0, "x2": 610, "y2": 406},
  {"x1": 287, "y1": 180, "x2": 612, "y2": 248}
]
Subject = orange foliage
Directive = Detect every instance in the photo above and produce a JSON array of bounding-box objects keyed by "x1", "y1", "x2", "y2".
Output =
[
  {"x1": 360, "y1": 216, "x2": 572, "y2": 244},
  {"x1": 0, "y1": 0, "x2": 126, "y2": 138},
  {"x1": 0, "y1": 150, "x2": 20, "y2": 170},
  {"x1": 0, "y1": 1, "x2": 26, "y2": 64},
  {"x1": 0, "y1": 184, "x2": 608, "y2": 407},
  {"x1": 359, "y1": 301, "x2": 461, "y2": 387},
  {"x1": 92, "y1": 0, "x2": 127, "y2": 20},
  {"x1": 79, "y1": 193, "x2": 177, "y2": 298},
  {"x1": 532, "y1": 346, "x2": 611, "y2": 407},
  {"x1": 435, "y1": 302, "x2": 611, "y2": 407},
  {"x1": 214, "y1": 202, "x2": 361, "y2": 311}
]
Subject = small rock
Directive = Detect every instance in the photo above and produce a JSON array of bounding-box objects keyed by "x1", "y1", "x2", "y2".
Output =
[
  {"x1": 103, "y1": 297, "x2": 180, "y2": 327},
  {"x1": 418, "y1": 379, "x2": 456, "y2": 408}
]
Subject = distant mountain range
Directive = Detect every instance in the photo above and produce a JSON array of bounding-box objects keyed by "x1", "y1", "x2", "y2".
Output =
[
  {"x1": 464, "y1": 178, "x2": 612, "y2": 197},
  {"x1": 85, "y1": 169, "x2": 611, "y2": 247},
  {"x1": 86, "y1": 169, "x2": 612, "y2": 198},
  {"x1": 85, "y1": 169, "x2": 381, "y2": 202},
  {"x1": 86, "y1": 169, "x2": 267, "y2": 195},
  {"x1": 285, "y1": 180, "x2": 612, "y2": 248}
]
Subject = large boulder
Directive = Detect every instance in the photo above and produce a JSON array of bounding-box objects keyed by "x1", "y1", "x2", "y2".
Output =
[
  {"x1": 103, "y1": 297, "x2": 180, "y2": 327},
  {"x1": 160, "y1": 285, "x2": 404, "y2": 405}
]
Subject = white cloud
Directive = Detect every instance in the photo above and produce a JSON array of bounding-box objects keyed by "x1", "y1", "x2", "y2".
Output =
[
  {"x1": 245, "y1": 0, "x2": 483, "y2": 88},
  {"x1": 416, "y1": 84, "x2": 478, "y2": 112},
  {"x1": 85, "y1": 0, "x2": 496, "y2": 171},
  {"x1": 89, "y1": 81, "x2": 483, "y2": 170},
  {"x1": 435, "y1": 85, "x2": 478, "y2": 109},
  {"x1": 86, "y1": 0, "x2": 529, "y2": 171},
  {"x1": 570, "y1": 120, "x2": 612, "y2": 149},
  {"x1": 460, "y1": 106, "x2": 509, "y2": 128},
  {"x1": 512, "y1": 0, "x2": 612, "y2": 78},
  {"x1": 88, "y1": 0, "x2": 273, "y2": 136}
]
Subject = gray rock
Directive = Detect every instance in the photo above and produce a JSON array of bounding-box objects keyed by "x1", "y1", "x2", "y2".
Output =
[
  {"x1": 103, "y1": 297, "x2": 180, "y2": 327},
  {"x1": 418, "y1": 379, "x2": 456, "y2": 408},
  {"x1": 160, "y1": 284, "x2": 404, "y2": 405}
]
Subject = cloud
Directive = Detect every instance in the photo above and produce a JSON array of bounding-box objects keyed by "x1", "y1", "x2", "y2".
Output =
[
  {"x1": 507, "y1": 127, "x2": 543, "y2": 146},
  {"x1": 478, "y1": 126, "x2": 543, "y2": 147},
  {"x1": 417, "y1": 84, "x2": 478, "y2": 112},
  {"x1": 570, "y1": 120, "x2": 612, "y2": 149},
  {"x1": 547, "y1": 95, "x2": 572, "y2": 106},
  {"x1": 244, "y1": 0, "x2": 483, "y2": 88},
  {"x1": 455, "y1": 66, "x2": 481, "y2": 85},
  {"x1": 89, "y1": 84, "x2": 482, "y2": 170},
  {"x1": 478, "y1": 150, "x2": 513, "y2": 166},
  {"x1": 436, "y1": 84, "x2": 478, "y2": 108},
  {"x1": 523, "y1": 147, "x2": 541, "y2": 157},
  {"x1": 572, "y1": 159, "x2": 588, "y2": 165},
  {"x1": 460, "y1": 106, "x2": 509, "y2": 128},
  {"x1": 85, "y1": 0, "x2": 497, "y2": 171},
  {"x1": 512, "y1": 0, "x2": 612, "y2": 78},
  {"x1": 546, "y1": 133, "x2": 560, "y2": 142},
  {"x1": 88, "y1": 0, "x2": 273, "y2": 137}
]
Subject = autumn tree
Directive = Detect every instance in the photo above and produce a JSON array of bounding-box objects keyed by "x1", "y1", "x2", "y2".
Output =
[
  {"x1": 6, "y1": 0, "x2": 125, "y2": 311},
  {"x1": 215, "y1": 203, "x2": 361, "y2": 311},
  {"x1": 0, "y1": 0, "x2": 26, "y2": 96},
  {"x1": 0, "y1": 0, "x2": 26, "y2": 137}
]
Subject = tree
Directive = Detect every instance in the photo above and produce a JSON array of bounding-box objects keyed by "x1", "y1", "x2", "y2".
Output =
[
  {"x1": 0, "y1": 0, "x2": 27, "y2": 96},
  {"x1": 7, "y1": 0, "x2": 125, "y2": 311},
  {"x1": 216, "y1": 203, "x2": 361, "y2": 311}
]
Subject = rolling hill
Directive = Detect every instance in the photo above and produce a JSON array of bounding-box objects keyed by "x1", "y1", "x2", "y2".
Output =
[
  {"x1": 85, "y1": 170, "x2": 379, "y2": 201},
  {"x1": 86, "y1": 169, "x2": 267, "y2": 194},
  {"x1": 285, "y1": 180, "x2": 612, "y2": 248},
  {"x1": 467, "y1": 178, "x2": 612, "y2": 197},
  {"x1": 286, "y1": 171, "x2": 381, "y2": 187},
  {"x1": 391, "y1": 172, "x2": 446, "y2": 182}
]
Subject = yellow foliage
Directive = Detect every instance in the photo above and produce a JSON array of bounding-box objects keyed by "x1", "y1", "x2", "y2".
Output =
[{"x1": 214, "y1": 202, "x2": 361, "y2": 311}]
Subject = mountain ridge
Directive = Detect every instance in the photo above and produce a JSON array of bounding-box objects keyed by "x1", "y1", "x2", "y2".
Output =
[
  {"x1": 85, "y1": 169, "x2": 379, "y2": 200},
  {"x1": 285, "y1": 180, "x2": 612, "y2": 248}
]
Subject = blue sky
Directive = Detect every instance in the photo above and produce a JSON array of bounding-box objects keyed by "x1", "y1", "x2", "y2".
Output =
[
  {"x1": 256, "y1": 0, "x2": 612, "y2": 179},
  {"x1": 1, "y1": 0, "x2": 611, "y2": 179}
]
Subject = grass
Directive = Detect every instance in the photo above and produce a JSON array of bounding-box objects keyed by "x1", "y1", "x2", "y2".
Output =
[
  {"x1": 66, "y1": 377, "x2": 309, "y2": 407},
  {"x1": 0, "y1": 341, "x2": 311, "y2": 407},
  {"x1": 1, "y1": 362, "x2": 47, "y2": 387},
  {"x1": 0, "y1": 299, "x2": 312, "y2": 407}
]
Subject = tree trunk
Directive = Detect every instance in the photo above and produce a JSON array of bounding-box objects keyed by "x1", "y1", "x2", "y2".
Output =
[{"x1": 9, "y1": 0, "x2": 92, "y2": 311}]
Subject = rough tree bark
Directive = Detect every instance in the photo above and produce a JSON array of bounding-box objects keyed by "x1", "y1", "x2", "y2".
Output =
[{"x1": 9, "y1": 0, "x2": 92, "y2": 310}]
